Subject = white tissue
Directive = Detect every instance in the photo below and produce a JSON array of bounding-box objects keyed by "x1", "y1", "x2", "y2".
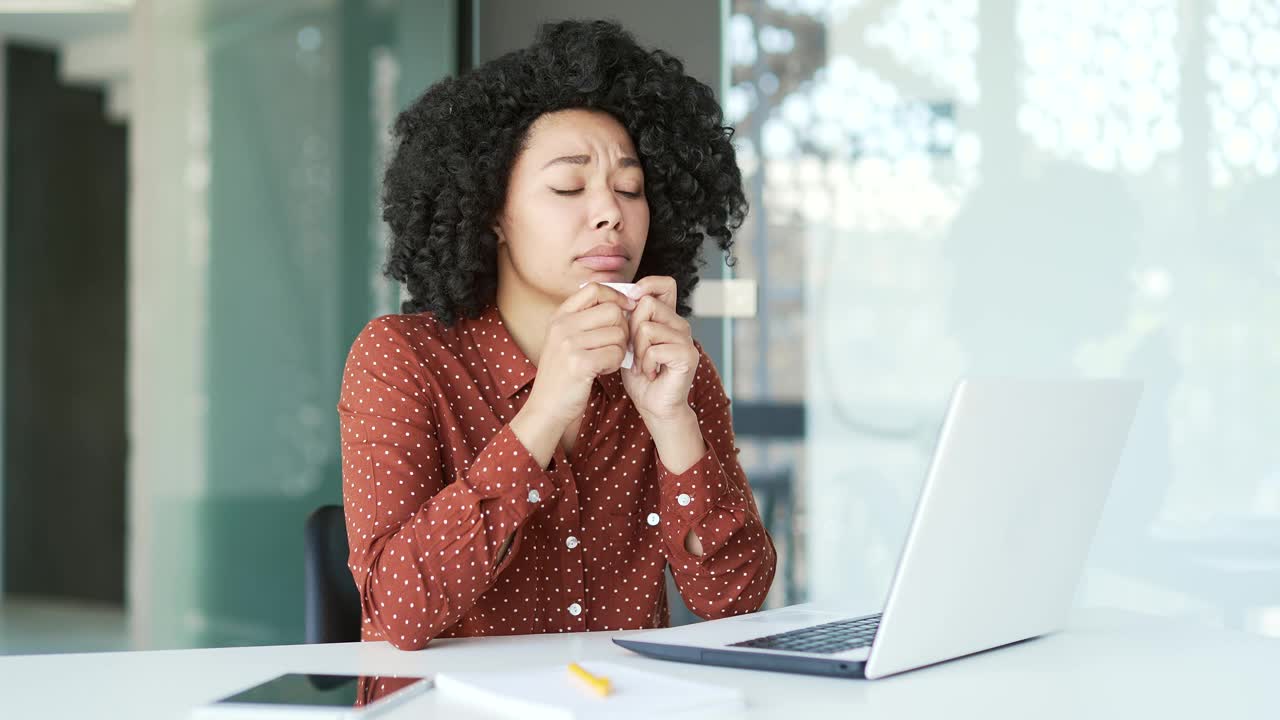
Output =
[{"x1": 600, "y1": 282, "x2": 639, "y2": 370}]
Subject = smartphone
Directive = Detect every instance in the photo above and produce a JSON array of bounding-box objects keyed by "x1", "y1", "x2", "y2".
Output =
[{"x1": 192, "y1": 673, "x2": 432, "y2": 719}]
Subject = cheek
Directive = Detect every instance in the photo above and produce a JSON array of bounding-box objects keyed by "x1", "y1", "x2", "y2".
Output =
[
  {"x1": 628, "y1": 201, "x2": 651, "y2": 241},
  {"x1": 506, "y1": 195, "x2": 578, "y2": 256}
]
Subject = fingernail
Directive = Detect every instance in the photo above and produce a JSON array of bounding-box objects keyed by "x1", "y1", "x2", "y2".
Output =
[{"x1": 578, "y1": 282, "x2": 590, "y2": 289}]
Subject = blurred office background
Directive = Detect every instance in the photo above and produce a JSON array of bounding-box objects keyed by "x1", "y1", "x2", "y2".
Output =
[{"x1": 0, "y1": 0, "x2": 1276, "y2": 655}]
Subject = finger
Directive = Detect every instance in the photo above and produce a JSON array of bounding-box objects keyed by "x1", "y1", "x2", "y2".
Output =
[
  {"x1": 576, "y1": 325, "x2": 628, "y2": 352},
  {"x1": 629, "y1": 297, "x2": 688, "y2": 366},
  {"x1": 564, "y1": 301, "x2": 630, "y2": 335},
  {"x1": 558, "y1": 281, "x2": 637, "y2": 317},
  {"x1": 632, "y1": 321, "x2": 687, "y2": 379},
  {"x1": 590, "y1": 281, "x2": 637, "y2": 308},
  {"x1": 641, "y1": 341, "x2": 692, "y2": 381},
  {"x1": 630, "y1": 276, "x2": 678, "y2": 310},
  {"x1": 632, "y1": 302, "x2": 680, "y2": 379},
  {"x1": 632, "y1": 295, "x2": 688, "y2": 333},
  {"x1": 584, "y1": 344, "x2": 628, "y2": 376}
]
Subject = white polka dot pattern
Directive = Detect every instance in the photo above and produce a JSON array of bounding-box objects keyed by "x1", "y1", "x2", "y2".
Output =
[{"x1": 337, "y1": 306, "x2": 777, "y2": 651}]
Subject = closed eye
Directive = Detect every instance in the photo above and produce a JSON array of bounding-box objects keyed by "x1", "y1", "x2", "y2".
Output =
[{"x1": 551, "y1": 188, "x2": 644, "y2": 198}]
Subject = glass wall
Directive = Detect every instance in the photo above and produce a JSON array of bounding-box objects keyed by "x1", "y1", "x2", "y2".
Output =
[
  {"x1": 727, "y1": 0, "x2": 1280, "y2": 634},
  {"x1": 128, "y1": 0, "x2": 454, "y2": 649}
]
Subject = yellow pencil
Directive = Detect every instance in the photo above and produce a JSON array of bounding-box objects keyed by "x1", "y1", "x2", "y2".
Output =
[{"x1": 567, "y1": 662, "x2": 612, "y2": 696}]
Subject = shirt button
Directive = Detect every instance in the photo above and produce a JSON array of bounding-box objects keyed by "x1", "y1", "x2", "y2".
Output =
[
  {"x1": 527, "y1": 489, "x2": 541, "y2": 503},
  {"x1": 568, "y1": 602, "x2": 582, "y2": 617},
  {"x1": 677, "y1": 493, "x2": 692, "y2": 506},
  {"x1": 647, "y1": 512, "x2": 660, "y2": 526},
  {"x1": 566, "y1": 536, "x2": 579, "y2": 549}
]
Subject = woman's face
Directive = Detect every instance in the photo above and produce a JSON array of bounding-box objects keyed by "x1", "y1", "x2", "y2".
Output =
[{"x1": 495, "y1": 108, "x2": 650, "y2": 306}]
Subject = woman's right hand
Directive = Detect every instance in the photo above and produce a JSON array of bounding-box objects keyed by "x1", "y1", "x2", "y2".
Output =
[{"x1": 511, "y1": 283, "x2": 635, "y2": 467}]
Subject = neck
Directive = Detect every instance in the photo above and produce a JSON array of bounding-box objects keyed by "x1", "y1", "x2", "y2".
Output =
[{"x1": 495, "y1": 265, "x2": 561, "y2": 368}]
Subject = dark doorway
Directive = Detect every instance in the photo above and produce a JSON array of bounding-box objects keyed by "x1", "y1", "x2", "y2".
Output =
[{"x1": 2, "y1": 43, "x2": 127, "y2": 605}]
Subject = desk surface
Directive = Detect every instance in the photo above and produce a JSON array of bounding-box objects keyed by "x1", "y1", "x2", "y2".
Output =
[{"x1": 3, "y1": 609, "x2": 1276, "y2": 719}]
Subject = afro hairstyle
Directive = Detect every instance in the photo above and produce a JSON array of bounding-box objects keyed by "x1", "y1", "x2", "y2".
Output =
[{"x1": 380, "y1": 18, "x2": 748, "y2": 325}]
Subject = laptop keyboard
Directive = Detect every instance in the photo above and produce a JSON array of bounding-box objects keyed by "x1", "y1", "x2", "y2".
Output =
[{"x1": 729, "y1": 613, "x2": 882, "y2": 655}]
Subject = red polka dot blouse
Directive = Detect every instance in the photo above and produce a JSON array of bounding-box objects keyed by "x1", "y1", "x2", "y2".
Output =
[{"x1": 337, "y1": 305, "x2": 777, "y2": 650}]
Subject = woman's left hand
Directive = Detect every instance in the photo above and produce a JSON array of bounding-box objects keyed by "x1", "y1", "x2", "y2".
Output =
[{"x1": 619, "y1": 276, "x2": 700, "y2": 421}]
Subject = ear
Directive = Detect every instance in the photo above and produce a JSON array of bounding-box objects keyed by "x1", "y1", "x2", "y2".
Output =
[{"x1": 492, "y1": 223, "x2": 506, "y2": 245}]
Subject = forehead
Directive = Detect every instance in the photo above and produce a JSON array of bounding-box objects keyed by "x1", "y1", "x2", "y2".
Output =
[{"x1": 521, "y1": 109, "x2": 638, "y2": 158}]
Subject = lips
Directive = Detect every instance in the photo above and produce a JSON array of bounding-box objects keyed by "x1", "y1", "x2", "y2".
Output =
[{"x1": 576, "y1": 255, "x2": 628, "y2": 271}]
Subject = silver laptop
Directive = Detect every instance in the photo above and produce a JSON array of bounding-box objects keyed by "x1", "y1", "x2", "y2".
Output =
[{"x1": 615, "y1": 378, "x2": 1141, "y2": 679}]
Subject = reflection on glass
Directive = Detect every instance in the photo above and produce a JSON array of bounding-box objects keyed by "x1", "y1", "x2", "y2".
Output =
[
  {"x1": 730, "y1": 0, "x2": 1280, "y2": 634},
  {"x1": 1017, "y1": 0, "x2": 1181, "y2": 174},
  {"x1": 1207, "y1": 0, "x2": 1280, "y2": 186}
]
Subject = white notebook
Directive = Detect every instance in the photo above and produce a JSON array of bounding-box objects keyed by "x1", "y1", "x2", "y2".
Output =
[{"x1": 435, "y1": 661, "x2": 745, "y2": 720}]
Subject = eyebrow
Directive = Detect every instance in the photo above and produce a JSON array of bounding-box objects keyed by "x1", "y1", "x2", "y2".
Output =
[{"x1": 541, "y1": 154, "x2": 642, "y2": 170}]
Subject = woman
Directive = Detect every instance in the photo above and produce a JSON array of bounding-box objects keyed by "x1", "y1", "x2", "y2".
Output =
[{"x1": 338, "y1": 19, "x2": 776, "y2": 651}]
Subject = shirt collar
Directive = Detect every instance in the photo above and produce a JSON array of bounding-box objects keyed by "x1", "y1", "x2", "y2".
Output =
[{"x1": 471, "y1": 304, "x2": 623, "y2": 402}]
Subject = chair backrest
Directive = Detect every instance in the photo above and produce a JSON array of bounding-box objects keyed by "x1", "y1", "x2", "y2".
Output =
[{"x1": 304, "y1": 505, "x2": 362, "y2": 644}]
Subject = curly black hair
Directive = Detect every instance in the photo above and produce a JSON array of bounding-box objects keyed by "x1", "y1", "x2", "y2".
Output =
[{"x1": 380, "y1": 19, "x2": 748, "y2": 325}]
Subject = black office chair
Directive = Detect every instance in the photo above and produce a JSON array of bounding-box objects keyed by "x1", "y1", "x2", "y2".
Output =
[{"x1": 304, "y1": 505, "x2": 362, "y2": 644}]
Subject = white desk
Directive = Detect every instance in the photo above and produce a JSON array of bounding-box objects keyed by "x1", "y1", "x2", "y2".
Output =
[{"x1": 2, "y1": 609, "x2": 1276, "y2": 719}]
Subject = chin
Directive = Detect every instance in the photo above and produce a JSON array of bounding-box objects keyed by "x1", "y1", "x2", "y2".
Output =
[{"x1": 580, "y1": 268, "x2": 632, "y2": 284}]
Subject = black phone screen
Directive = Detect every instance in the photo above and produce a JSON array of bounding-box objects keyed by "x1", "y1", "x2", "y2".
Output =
[{"x1": 215, "y1": 674, "x2": 427, "y2": 709}]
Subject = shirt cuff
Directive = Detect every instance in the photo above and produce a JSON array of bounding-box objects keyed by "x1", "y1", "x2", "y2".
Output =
[
  {"x1": 655, "y1": 443, "x2": 750, "y2": 564},
  {"x1": 656, "y1": 443, "x2": 728, "y2": 518},
  {"x1": 458, "y1": 423, "x2": 558, "y2": 512},
  {"x1": 660, "y1": 440, "x2": 747, "y2": 517}
]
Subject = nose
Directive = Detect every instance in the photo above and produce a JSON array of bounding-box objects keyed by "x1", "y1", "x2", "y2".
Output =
[{"x1": 591, "y1": 187, "x2": 623, "y2": 231}]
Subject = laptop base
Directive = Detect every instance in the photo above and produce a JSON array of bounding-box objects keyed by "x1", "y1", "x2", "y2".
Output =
[{"x1": 612, "y1": 638, "x2": 868, "y2": 679}]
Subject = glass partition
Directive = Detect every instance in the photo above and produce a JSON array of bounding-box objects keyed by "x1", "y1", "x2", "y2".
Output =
[
  {"x1": 129, "y1": 0, "x2": 455, "y2": 648},
  {"x1": 727, "y1": 0, "x2": 1280, "y2": 635}
]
